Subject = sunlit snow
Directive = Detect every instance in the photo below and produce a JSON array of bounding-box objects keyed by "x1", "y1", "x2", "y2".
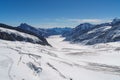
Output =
[{"x1": 0, "y1": 35, "x2": 120, "y2": 80}]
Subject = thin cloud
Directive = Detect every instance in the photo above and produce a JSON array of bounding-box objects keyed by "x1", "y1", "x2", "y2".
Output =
[
  {"x1": 66, "y1": 19, "x2": 111, "y2": 24},
  {"x1": 37, "y1": 18, "x2": 112, "y2": 28}
]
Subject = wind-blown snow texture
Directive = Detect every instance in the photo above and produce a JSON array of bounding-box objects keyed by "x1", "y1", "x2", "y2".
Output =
[{"x1": 0, "y1": 35, "x2": 120, "y2": 80}]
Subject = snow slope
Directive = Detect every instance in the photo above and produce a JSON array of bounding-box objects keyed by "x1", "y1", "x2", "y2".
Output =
[
  {"x1": 64, "y1": 18, "x2": 120, "y2": 45},
  {"x1": 0, "y1": 35, "x2": 120, "y2": 80},
  {"x1": 0, "y1": 24, "x2": 50, "y2": 46},
  {"x1": 0, "y1": 27, "x2": 41, "y2": 41}
]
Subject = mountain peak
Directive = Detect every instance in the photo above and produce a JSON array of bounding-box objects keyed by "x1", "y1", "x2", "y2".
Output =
[
  {"x1": 112, "y1": 18, "x2": 120, "y2": 25},
  {"x1": 113, "y1": 17, "x2": 120, "y2": 21},
  {"x1": 75, "y1": 23, "x2": 94, "y2": 30},
  {"x1": 19, "y1": 23, "x2": 33, "y2": 28}
]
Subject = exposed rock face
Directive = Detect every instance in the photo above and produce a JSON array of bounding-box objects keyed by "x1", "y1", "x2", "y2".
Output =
[
  {"x1": 18, "y1": 23, "x2": 72, "y2": 37},
  {"x1": 63, "y1": 18, "x2": 120, "y2": 45},
  {"x1": 0, "y1": 23, "x2": 50, "y2": 46},
  {"x1": 18, "y1": 23, "x2": 43, "y2": 37},
  {"x1": 64, "y1": 23, "x2": 95, "y2": 41}
]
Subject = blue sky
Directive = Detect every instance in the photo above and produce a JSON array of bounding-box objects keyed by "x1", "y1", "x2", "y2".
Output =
[{"x1": 0, "y1": 0, "x2": 120, "y2": 28}]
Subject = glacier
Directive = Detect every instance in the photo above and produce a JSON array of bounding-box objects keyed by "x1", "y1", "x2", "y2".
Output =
[{"x1": 0, "y1": 35, "x2": 120, "y2": 80}]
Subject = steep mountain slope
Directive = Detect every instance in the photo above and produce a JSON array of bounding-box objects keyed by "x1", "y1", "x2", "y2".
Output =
[
  {"x1": 0, "y1": 23, "x2": 50, "y2": 46},
  {"x1": 64, "y1": 18, "x2": 120, "y2": 45},
  {"x1": 18, "y1": 23, "x2": 44, "y2": 37},
  {"x1": 64, "y1": 23, "x2": 95, "y2": 41},
  {"x1": 1, "y1": 35, "x2": 120, "y2": 80}
]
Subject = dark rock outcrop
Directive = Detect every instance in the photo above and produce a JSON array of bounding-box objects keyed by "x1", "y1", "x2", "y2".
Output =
[
  {"x1": 18, "y1": 23, "x2": 72, "y2": 38},
  {"x1": 0, "y1": 23, "x2": 50, "y2": 46},
  {"x1": 63, "y1": 18, "x2": 120, "y2": 45},
  {"x1": 64, "y1": 23, "x2": 95, "y2": 41}
]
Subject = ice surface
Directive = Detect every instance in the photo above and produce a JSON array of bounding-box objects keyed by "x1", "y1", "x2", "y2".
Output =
[{"x1": 0, "y1": 35, "x2": 120, "y2": 80}]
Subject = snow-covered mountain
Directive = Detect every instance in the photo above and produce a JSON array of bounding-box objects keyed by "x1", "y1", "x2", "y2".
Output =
[
  {"x1": 0, "y1": 23, "x2": 50, "y2": 46},
  {"x1": 18, "y1": 23, "x2": 44, "y2": 37},
  {"x1": 64, "y1": 18, "x2": 120, "y2": 45},
  {"x1": 18, "y1": 23, "x2": 72, "y2": 37},
  {"x1": 40, "y1": 27, "x2": 72, "y2": 37},
  {"x1": 1, "y1": 19, "x2": 120, "y2": 80},
  {"x1": 0, "y1": 22, "x2": 120, "y2": 80},
  {"x1": 63, "y1": 23, "x2": 95, "y2": 41}
]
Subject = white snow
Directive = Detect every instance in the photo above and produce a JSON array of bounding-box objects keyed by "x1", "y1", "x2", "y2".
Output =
[
  {"x1": 0, "y1": 27, "x2": 42, "y2": 42},
  {"x1": 87, "y1": 26, "x2": 111, "y2": 34},
  {"x1": 0, "y1": 35, "x2": 120, "y2": 80}
]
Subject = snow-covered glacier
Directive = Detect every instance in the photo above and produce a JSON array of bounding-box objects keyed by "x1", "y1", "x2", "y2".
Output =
[{"x1": 0, "y1": 35, "x2": 120, "y2": 80}]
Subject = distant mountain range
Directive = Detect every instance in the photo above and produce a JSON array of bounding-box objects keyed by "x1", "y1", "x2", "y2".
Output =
[
  {"x1": 18, "y1": 23, "x2": 72, "y2": 37},
  {"x1": 63, "y1": 18, "x2": 120, "y2": 45},
  {"x1": 1, "y1": 18, "x2": 120, "y2": 46}
]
